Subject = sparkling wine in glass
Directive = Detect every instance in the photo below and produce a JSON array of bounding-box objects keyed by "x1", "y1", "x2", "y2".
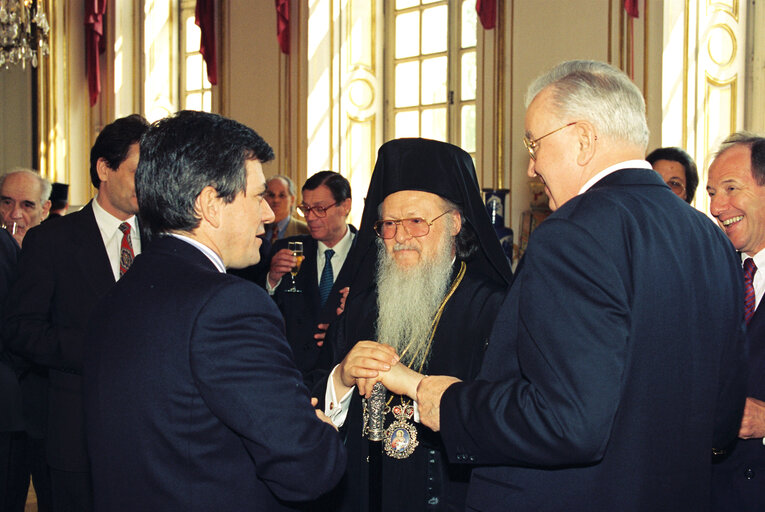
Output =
[{"x1": 286, "y1": 241, "x2": 304, "y2": 293}]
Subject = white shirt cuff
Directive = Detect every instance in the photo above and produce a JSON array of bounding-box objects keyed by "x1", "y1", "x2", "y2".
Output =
[
  {"x1": 265, "y1": 274, "x2": 281, "y2": 296},
  {"x1": 324, "y1": 365, "x2": 355, "y2": 428}
]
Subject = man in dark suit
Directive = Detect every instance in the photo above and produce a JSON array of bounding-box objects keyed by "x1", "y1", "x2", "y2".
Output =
[
  {"x1": 707, "y1": 132, "x2": 765, "y2": 511},
  {"x1": 83, "y1": 110, "x2": 346, "y2": 510},
  {"x1": 266, "y1": 171, "x2": 355, "y2": 385},
  {"x1": 3, "y1": 114, "x2": 149, "y2": 512},
  {"x1": 386, "y1": 60, "x2": 747, "y2": 511}
]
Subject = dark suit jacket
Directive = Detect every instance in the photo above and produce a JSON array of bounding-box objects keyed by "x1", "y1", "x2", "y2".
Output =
[
  {"x1": 83, "y1": 235, "x2": 346, "y2": 510},
  {"x1": 2, "y1": 201, "x2": 144, "y2": 470},
  {"x1": 0, "y1": 228, "x2": 22, "y2": 432},
  {"x1": 439, "y1": 169, "x2": 748, "y2": 511},
  {"x1": 712, "y1": 292, "x2": 765, "y2": 510},
  {"x1": 271, "y1": 227, "x2": 356, "y2": 386}
]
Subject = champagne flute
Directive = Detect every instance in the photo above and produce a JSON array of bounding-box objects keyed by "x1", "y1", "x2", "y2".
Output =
[{"x1": 285, "y1": 241, "x2": 304, "y2": 293}]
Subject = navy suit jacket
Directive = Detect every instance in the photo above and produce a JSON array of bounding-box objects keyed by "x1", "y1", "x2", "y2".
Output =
[
  {"x1": 712, "y1": 290, "x2": 765, "y2": 510},
  {"x1": 2, "y1": 202, "x2": 133, "y2": 470},
  {"x1": 439, "y1": 169, "x2": 748, "y2": 511},
  {"x1": 83, "y1": 235, "x2": 346, "y2": 510},
  {"x1": 271, "y1": 227, "x2": 356, "y2": 386},
  {"x1": 0, "y1": 228, "x2": 22, "y2": 432}
]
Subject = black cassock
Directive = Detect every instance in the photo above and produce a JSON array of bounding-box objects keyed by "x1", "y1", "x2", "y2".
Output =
[{"x1": 327, "y1": 261, "x2": 506, "y2": 512}]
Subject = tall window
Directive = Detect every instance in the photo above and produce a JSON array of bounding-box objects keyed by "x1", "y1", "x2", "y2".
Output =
[
  {"x1": 386, "y1": 0, "x2": 477, "y2": 157},
  {"x1": 180, "y1": 0, "x2": 212, "y2": 111}
]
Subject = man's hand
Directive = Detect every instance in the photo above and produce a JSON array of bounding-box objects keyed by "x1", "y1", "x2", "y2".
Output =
[
  {"x1": 337, "y1": 287, "x2": 350, "y2": 316},
  {"x1": 739, "y1": 397, "x2": 765, "y2": 439},
  {"x1": 267, "y1": 248, "x2": 296, "y2": 288},
  {"x1": 315, "y1": 323, "x2": 329, "y2": 347},
  {"x1": 380, "y1": 363, "x2": 424, "y2": 401},
  {"x1": 416, "y1": 375, "x2": 461, "y2": 432},
  {"x1": 332, "y1": 341, "x2": 399, "y2": 398},
  {"x1": 312, "y1": 397, "x2": 338, "y2": 430}
]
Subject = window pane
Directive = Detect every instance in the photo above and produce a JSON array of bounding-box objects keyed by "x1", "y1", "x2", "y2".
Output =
[
  {"x1": 395, "y1": 61, "x2": 420, "y2": 107},
  {"x1": 421, "y1": 5, "x2": 447, "y2": 54},
  {"x1": 395, "y1": 12, "x2": 420, "y2": 59},
  {"x1": 461, "y1": 0, "x2": 477, "y2": 48},
  {"x1": 461, "y1": 104, "x2": 476, "y2": 152},
  {"x1": 395, "y1": 111, "x2": 420, "y2": 138},
  {"x1": 186, "y1": 92, "x2": 202, "y2": 111},
  {"x1": 203, "y1": 91, "x2": 211, "y2": 112},
  {"x1": 186, "y1": 54, "x2": 203, "y2": 91},
  {"x1": 461, "y1": 51, "x2": 476, "y2": 100},
  {"x1": 396, "y1": 0, "x2": 419, "y2": 8},
  {"x1": 422, "y1": 0, "x2": 441, "y2": 4},
  {"x1": 421, "y1": 56, "x2": 447, "y2": 105},
  {"x1": 185, "y1": 16, "x2": 200, "y2": 53},
  {"x1": 421, "y1": 107, "x2": 446, "y2": 141}
]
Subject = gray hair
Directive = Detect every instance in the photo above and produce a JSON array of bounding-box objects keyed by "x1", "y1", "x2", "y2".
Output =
[
  {"x1": 267, "y1": 175, "x2": 297, "y2": 197},
  {"x1": 715, "y1": 131, "x2": 765, "y2": 185},
  {"x1": 0, "y1": 168, "x2": 52, "y2": 205},
  {"x1": 525, "y1": 60, "x2": 649, "y2": 150}
]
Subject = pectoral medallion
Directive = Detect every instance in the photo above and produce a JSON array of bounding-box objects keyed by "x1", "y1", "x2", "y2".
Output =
[{"x1": 383, "y1": 402, "x2": 418, "y2": 459}]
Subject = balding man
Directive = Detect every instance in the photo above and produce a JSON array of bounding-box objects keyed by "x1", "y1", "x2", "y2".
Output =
[
  {"x1": 0, "y1": 169, "x2": 51, "y2": 247},
  {"x1": 707, "y1": 132, "x2": 765, "y2": 511},
  {"x1": 389, "y1": 60, "x2": 747, "y2": 511}
]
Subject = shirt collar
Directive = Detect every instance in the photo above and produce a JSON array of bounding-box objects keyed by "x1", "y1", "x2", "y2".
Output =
[
  {"x1": 743, "y1": 248, "x2": 765, "y2": 269},
  {"x1": 318, "y1": 224, "x2": 353, "y2": 256},
  {"x1": 578, "y1": 160, "x2": 653, "y2": 195},
  {"x1": 92, "y1": 194, "x2": 138, "y2": 237},
  {"x1": 167, "y1": 233, "x2": 227, "y2": 273}
]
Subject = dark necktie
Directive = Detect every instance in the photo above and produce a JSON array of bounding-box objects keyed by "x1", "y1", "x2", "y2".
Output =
[
  {"x1": 744, "y1": 257, "x2": 757, "y2": 324},
  {"x1": 118, "y1": 222, "x2": 134, "y2": 277},
  {"x1": 270, "y1": 226, "x2": 279, "y2": 245},
  {"x1": 318, "y1": 249, "x2": 335, "y2": 305}
]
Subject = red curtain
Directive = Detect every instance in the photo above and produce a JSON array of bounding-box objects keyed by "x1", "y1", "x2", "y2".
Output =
[
  {"x1": 275, "y1": 0, "x2": 290, "y2": 54},
  {"x1": 624, "y1": 0, "x2": 639, "y2": 18},
  {"x1": 85, "y1": 0, "x2": 107, "y2": 107},
  {"x1": 476, "y1": 0, "x2": 496, "y2": 30},
  {"x1": 195, "y1": 0, "x2": 218, "y2": 85}
]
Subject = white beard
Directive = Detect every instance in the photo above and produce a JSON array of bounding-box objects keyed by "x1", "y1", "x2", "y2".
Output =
[{"x1": 374, "y1": 228, "x2": 455, "y2": 370}]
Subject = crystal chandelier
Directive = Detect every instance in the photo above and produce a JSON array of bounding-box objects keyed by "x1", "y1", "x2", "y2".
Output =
[{"x1": 0, "y1": 0, "x2": 49, "y2": 69}]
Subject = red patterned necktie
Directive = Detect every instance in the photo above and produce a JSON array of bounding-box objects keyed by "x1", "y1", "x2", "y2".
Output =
[
  {"x1": 743, "y1": 257, "x2": 757, "y2": 324},
  {"x1": 118, "y1": 222, "x2": 134, "y2": 277}
]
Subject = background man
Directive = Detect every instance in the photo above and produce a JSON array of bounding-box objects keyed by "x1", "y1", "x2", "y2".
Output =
[
  {"x1": 266, "y1": 171, "x2": 355, "y2": 385},
  {"x1": 45, "y1": 183, "x2": 69, "y2": 220},
  {"x1": 0, "y1": 169, "x2": 53, "y2": 511},
  {"x1": 322, "y1": 138, "x2": 512, "y2": 511},
  {"x1": 83, "y1": 110, "x2": 345, "y2": 510},
  {"x1": 391, "y1": 60, "x2": 746, "y2": 511},
  {"x1": 707, "y1": 132, "x2": 765, "y2": 511},
  {"x1": 264, "y1": 174, "x2": 309, "y2": 242},
  {"x1": 3, "y1": 114, "x2": 149, "y2": 512},
  {"x1": 0, "y1": 169, "x2": 52, "y2": 247}
]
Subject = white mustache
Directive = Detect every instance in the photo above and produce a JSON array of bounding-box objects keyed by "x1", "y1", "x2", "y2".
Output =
[{"x1": 393, "y1": 243, "x2": 420, "y2": 252}]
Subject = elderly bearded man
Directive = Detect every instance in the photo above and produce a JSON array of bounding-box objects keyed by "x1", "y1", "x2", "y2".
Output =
[
  {"x1": 383, "y1": 61, "x2": 747, "y2": 511},
  {"x1": 322, "y1": 138, "x2": 512, "y2": 512}
]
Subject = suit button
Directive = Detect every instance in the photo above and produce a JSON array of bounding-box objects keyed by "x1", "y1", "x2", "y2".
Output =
[
  {"x1": 744, "y1": 468, "x2": 755, "y2": 479},
  {"x1": 469, "y1": 456, "x2": 476, "y2": 462}
]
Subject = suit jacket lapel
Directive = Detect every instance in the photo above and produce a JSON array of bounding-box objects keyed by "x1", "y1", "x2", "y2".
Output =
[{"x1": 74, "y1": 203, "x2": 116, "y2": 295}]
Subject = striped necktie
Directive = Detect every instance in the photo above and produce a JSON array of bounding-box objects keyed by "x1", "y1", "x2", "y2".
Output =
[
  {"x1": 744, "y1": 257, "x2": 757, "y2": 324},
  {"x1": 118, "y1": 222, "x2": 134, "y2": 277},
  {"x1": 318, "y1": 249, "x2": 335, "y2": 305}
]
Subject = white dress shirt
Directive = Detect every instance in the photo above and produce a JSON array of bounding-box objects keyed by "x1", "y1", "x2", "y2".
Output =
[
  {"x1": 92, "y1": 195, "x2": 141, "y2": 281},
  {"x1": 578, "y1": 159, "x2": 653, "y2": 195},
  {"x1": 168, "y1": 233, "x2": 226, "y2": 273}
]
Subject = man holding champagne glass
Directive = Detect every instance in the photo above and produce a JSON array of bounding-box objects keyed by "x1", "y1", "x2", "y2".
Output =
[{"x1": 266, "y1": 171, "x2": 356, "y2": 385}]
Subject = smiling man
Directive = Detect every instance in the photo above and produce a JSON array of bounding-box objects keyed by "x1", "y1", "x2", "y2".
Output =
[
  {"x1": 707, "y1": 132, "x2": 765, "y2": 511},
  {"x1": 390, "y1": 61, "x2": 747, "y2": 512},
  {"x1": 2, "y1": 114, "x2": 149, "y2": 512},
  {"x1": 82, "y1": 111, "x2": 346, "y2": 511}
]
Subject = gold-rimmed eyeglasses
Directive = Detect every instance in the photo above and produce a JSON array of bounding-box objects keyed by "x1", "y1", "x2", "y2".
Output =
[
  {"x1": 665, "y1": 179, "x2": 686, "y2": 198},
  {"x1": 522, "y1": 121, "x2": 578, "y2": 161},
  {"x1": 373, "y1": 210, "x2": 453, "y2": 240}
]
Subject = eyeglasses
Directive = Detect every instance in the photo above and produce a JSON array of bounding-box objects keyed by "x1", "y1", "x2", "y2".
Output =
[
  {"x1": 666, "y1": 179, "x2": 686, "y2": 197},
  {"x1": 373, "y1": 210, "x2": 452, "y2": 240},
  {"x1": 297, "y1": 202, "x2": 340, "y2": 218},
  {"x1": 522, "y1": 121, "x2": 578, "y2": 161}
]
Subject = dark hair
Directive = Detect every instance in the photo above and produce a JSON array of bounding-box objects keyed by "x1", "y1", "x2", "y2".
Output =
[
  {"x1": 89, "y1": 114, "x2": 149, "y2": 188},
  {"x1": 302, "y1": 170, "x2": 351, "y2": 203},
  {"x1": 135, "y1": 110, "x2": 274, "y2": 236},
  {"x1": 716, "y1": 132, "x2": 765, "y2": 186},
  {"x1": 645, "y1": 147, "x2": 698, "y2": 203}
]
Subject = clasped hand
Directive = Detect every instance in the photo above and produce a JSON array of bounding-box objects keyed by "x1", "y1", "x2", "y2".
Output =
[{"x1": 333, "y1": 341, "x2": 421, "y2": 400}]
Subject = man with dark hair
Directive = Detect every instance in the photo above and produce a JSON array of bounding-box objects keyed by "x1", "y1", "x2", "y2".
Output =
[
  {"x1": 707, "y1": 132, "x2": 765, "y2": 511},
  {"x1": 321, "y1": 138, "x2": 512, "y2": 511},
  {"x1": 82, "y1": 111, "x2": 345, "y2": 510},
  {"x1": 386, "y1": 61, "x2": 746, "y2": 511},
  {"x1": 44, "y1": 183, "x2": 69, "y2": 220},
  {"x1": 2, "y1": 114, "x2": 149, "y2": 512},
  {"x1": 646, "y1": 146, "x2": 699, "y2": 203},
  {"x1": 266, "y1": 170, "x2": 356, "y2": 385}
]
